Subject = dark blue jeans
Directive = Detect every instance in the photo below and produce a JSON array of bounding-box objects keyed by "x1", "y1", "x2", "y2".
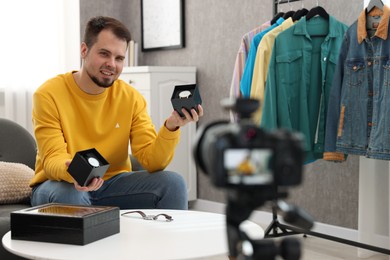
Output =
[{"x1": 31, "y1": 170, "x2": 188, "y2": 210}]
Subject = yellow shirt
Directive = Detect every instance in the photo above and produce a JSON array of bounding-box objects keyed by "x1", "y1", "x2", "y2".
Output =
[
  {"x1": 250, "y1": 18, "x2": 294, "y2": 125},
  {"x1": 30, "y1": 72, "x2": 180, "y2": 187}
]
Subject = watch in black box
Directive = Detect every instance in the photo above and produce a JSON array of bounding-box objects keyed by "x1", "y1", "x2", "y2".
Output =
[
  {"x1": 67, "y1": 148, "x2": 110, "y2": 186},
  {"x1": 171, "y1": 84, "x2": 202, "y2": 118},
  {"x1": 11, "y1": 203, "x2": 119, "y2": 245}
]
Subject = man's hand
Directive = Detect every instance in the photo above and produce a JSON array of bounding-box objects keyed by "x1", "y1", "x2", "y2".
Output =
[
  {"x1": 65, "y1": 160, "x2": 104, "y2": 192},
  {"x1": 74, "y1": 177, "x2": 104, "y2": 192},
  {"x1": 165, "y1": 104, "x2": 204, "y2": 131}
]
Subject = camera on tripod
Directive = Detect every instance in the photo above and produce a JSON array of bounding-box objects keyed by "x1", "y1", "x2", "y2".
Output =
[
  {"x1": 192, "y1": 98, "x2": 314, "y2": 260},
  {"x1": 193, "y1": 98, "x2": 304, "y2": 191}
]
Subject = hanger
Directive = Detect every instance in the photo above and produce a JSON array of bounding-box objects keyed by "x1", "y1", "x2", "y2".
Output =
[
  {"x1": 306, "y1": 6, "x2": 329, "y2": 20},
  {"x1": 283, "y1": 10, "x2": 296, "y2": 19},
  {"x1": 305, "y1": 4, "x2": 329, "y2": 36},
  {"x1": 292, "y1": 8, "x2": 309, "y2": 21},
  {"x1": 271, "y1": 0, "x2": 284, "y2": 25},
  {"x1": 282, "y1": 0, "x2": 296, "y2": 19},
  {"x1": 271, "y1": 12, "x2": 285, "y2": 25},
  {"x1": 366, "y1": 0, "x2": 384, "y2": 14},
  {"x1": 366, "y1": 0, "x2": 384, "y2": 36}
]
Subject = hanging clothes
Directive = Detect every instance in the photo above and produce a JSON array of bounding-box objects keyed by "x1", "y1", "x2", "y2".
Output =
[
  {"x1": 325, "y1": 6, "x2": 390, "y2": 161},
  {"x1": 250, "y1": 17, "x2": 295, "y2": 125},
  {"x1": 229, "y1": 21, "x2": 271, "y2": 101},
  {"x1": 229, "y1": 21, "x2": 271, "y2": 122},
  {"x1": 240, "y1": 17, "x2": 284, "y2": 98},
  {"x1": 260, "y1": 15, "x2": 348, "y2": 163}
]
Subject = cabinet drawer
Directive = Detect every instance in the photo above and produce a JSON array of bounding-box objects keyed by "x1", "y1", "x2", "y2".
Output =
[{"x1": 119, "y1": 73, "x2": 149, "y2": 90}]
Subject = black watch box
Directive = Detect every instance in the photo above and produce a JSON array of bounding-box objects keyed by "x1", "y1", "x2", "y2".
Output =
[
  {"x1": 171, "y1": 84, "x2": 202, "y2": 117},
  {"x1": 11, "y1": 203, "x2": 120, "y2": 245},
  {"x1": 67, "y1": 148, "x2": 110, "y2": 186}
]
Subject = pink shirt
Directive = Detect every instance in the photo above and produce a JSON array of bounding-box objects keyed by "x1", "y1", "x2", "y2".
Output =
[{"x1": 229, "y1": 21, "x2": 270, "y2": 121}]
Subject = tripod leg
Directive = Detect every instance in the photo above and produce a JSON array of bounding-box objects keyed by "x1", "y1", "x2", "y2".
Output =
[
  {"x1": 264, "y1": 200, "x2": 302, "y2": 238},
  {"x1": 264, "y1": 200, "x2": 283, "y2": 237}
]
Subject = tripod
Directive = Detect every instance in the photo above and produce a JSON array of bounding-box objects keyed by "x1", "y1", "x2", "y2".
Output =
[
  {"x1": 264, "y1": 200, "x2": 301, "y2": 238},
  {"x1": 263, "y1": 188, "x2": 390, "y2": 255},
  {"x1": 225, "y1": 188, "x2": 313, "y2": 260}
]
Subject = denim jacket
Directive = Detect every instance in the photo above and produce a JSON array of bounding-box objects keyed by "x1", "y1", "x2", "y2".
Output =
[
  {"x1": 261, "y1": 15, "x2": 347, "y2": 163},
  {"x1": 325, "y1": 6, "x2": 390, "y2": 160}
]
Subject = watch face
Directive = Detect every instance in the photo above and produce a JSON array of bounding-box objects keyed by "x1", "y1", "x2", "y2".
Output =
[
  {"x1": 88, "y1": 157, "x2": 100, "y2": 167},
  {"x1": 179, "y1": 90, "x2": 192, "y2": 99}
]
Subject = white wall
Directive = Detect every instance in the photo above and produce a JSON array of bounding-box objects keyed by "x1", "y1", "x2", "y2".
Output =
[{"x1": 0, "y1": 0, "x2": 80, "y2": 130}]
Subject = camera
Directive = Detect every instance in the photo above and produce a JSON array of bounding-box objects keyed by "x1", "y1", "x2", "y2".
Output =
[
  {"x1": 192, "y1": 98, "x2": 313, "y2": 260},
  {"x1": 193, "y1": 98, "x2": 305, "y2": 191}
]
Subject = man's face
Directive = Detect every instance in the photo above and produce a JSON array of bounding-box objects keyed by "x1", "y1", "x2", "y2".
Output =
[{"x1": 81, "y1": 30, "x2": 127, "y2": 88}]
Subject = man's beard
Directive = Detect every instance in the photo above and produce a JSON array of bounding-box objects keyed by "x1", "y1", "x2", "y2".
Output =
[{"x1": 87, "y1": 70, "x2": 114, "y2": 88}]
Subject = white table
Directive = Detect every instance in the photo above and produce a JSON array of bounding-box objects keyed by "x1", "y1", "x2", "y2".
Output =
[{"x1": 3, "y1": 209, "x2": 264, "y2": 260}]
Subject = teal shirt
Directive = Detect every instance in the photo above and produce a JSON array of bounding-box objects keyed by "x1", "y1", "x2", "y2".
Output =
[{"x1": 260, "y1": 15, "x2": 348, "y2": 163}]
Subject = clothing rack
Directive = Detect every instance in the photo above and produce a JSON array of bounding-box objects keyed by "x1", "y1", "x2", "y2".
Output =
[
  {"x1": 265, "y1": 0, "x2": 390, "y2": 255},
  {"x1": 273, "y1": 0, "x2": 302, "y2": 16}
]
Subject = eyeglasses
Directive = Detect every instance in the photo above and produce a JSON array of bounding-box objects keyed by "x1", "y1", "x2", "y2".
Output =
[{"x1": 121, "y1": 210, "x2": 173, "y2": 222}]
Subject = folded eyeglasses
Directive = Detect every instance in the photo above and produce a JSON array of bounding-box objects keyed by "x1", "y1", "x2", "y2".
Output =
[{"x1": 121, "y1": 210, "x2": 173, "y2": 222}]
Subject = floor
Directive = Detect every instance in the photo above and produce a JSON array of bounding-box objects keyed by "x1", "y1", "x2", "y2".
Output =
[
  {"x1": 291, "y1": 234, "x2": 389, "y2": 260},
  {"x1": 189, "y1": 201, "x2": 389, "y2": 259},
  {"x1": 197, "y1": 234, "x2": 390, "y2": 260}
]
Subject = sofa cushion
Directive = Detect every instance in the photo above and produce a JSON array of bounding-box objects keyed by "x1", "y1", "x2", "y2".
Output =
[{"x1": 0, "y1": 162, "x2": 33, "y2": 204}]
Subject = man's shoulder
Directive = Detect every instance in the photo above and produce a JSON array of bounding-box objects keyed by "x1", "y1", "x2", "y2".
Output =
[
  {"x1": 36, "y1": 72, "x2": 72, "y2": 94},
  {"x1": 112, "y1": 78, "x2": 143, "y2": 97}
]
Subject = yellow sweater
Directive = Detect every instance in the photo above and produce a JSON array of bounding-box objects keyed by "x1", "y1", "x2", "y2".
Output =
[{"x1": 30, "y1": 72, "x2": 180, "y2": 187}]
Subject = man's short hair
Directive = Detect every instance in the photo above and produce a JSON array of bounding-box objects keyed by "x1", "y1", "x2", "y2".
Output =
[{"x1": 83, "y1": 16, "x2": 131, "y2": 47}]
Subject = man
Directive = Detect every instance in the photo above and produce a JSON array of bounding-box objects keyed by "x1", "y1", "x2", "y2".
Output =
[{"x1": 30, "y1": 16, "x2": 203, "y2": 210}]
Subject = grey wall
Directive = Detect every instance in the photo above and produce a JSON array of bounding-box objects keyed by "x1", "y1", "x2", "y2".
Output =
[{"x1": 80, "y1": 0, "x2": 364, "y2": 229}]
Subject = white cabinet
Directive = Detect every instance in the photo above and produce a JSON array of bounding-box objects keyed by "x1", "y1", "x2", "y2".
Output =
[{"x1": 120, "y1": 66, "x2": 197, "y2": 201}]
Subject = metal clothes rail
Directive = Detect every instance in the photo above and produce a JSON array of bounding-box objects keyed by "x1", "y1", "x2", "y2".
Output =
[
  {"x1": 273, "y1": 0, "x2": 302, "y2": 16},
  {"x1": 265, "y1": 0, "x2": 390, "y2": 255},
  {"x1": 267, "y1": 3, "x2": 390, "y2": 255}
]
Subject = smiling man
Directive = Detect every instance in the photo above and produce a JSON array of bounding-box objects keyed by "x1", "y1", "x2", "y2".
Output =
[{"x1": 30, "y1": 16, "x2": 203, "y2": 210}]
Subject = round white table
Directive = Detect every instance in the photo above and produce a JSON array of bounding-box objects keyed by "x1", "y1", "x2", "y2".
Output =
[{"x1": 2, "y1": 209, "x2": 264, "y2": 260}]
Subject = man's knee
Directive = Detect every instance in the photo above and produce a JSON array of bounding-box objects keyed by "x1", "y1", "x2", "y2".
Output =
[
  {"x1": 158, "y1": 171, "x2": 188, "y2": 209},
  {"x1": 31, "y1": 181, "x2": 90, "y2": 206},
  {"x1": 161, "y1": 171, "x2": 187, "y2": 191}
]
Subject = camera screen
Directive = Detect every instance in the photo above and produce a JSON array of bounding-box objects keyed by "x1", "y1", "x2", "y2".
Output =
[{"x1": 224, "y1": 149, "x2": 272, "y2": 185}]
